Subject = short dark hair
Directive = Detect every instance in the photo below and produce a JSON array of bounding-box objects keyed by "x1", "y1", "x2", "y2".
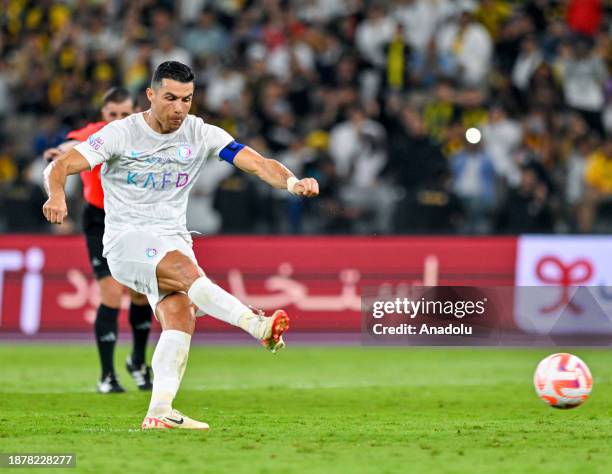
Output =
[
  {"x1": 102, "y1": 87, "x2": 133, "y2": 105},
  {"x1": 151, "y1": 61, "x2": 195, "y2": 88}
]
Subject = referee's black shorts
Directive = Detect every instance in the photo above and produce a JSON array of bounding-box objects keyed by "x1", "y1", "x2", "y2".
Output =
[{"x1": 82, "y1": 203, "x2": 111, "y2": 280}]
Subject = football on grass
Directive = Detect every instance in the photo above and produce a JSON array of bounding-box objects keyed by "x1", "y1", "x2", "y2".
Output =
[{"x1": 534, "y1": 353, "x2": 592, "y2": 409}]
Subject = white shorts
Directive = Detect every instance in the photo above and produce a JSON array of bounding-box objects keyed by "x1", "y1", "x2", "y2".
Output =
[{"x1": 106, "y1": 231, "x2": 198, "y2": 314}]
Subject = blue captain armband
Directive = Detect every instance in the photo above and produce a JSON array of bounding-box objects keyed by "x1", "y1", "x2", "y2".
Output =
[{"x1": 219, "y1": 140, "x2": 245, "y2": 164}]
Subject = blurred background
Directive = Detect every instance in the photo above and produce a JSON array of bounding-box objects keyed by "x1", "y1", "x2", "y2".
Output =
[{"x1": 0, "y1": 0, "x2": 610, "y2": 237}]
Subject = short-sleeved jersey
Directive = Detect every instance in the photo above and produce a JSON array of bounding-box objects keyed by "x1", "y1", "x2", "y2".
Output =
[
  {"x1": 67, "y1": 121, "x2": 107, "y2": 209},
  {"x1": 74, "y1": 112, "x2": 233, "y2": 255}
]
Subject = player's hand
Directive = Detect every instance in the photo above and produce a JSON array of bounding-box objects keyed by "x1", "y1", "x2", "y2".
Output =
[
  {"x1": 43, "y1": 147, "x2": 62, "y2": 163},
  {"x1": 43, "y1": 196, "x2": 68, "y2": 224},
  {"x1": 294, "y1": 178, "x2": 319, "y2": 197}
]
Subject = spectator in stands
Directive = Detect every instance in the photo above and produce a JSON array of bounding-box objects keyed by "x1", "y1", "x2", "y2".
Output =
[
  {"x1": 566, "y1": 0, "x2": 603, "y2": 37},
  {"x1": 558, "y1": 37, "x2": 608, "y2": 136},
  {"x1": 436, "y1": 2, "x2": 493, "y2": 87},
  {"x1": 394, "y1": 0, "x2": 451, "y2": 54},
  {"x1": 355, "y1": 3, "x2": 395, "y2": 69},
  {"x1": 482, "y1": 104, "x2": 522, "y2": 186},
  {"x1": 385, "y1": 106, "x2": 453, "y2": 233},
  {"x1": 565, "y1": 133, "x2": 594, "y2": 230},
  {"x1": 579, "y1": 138, "x2": 612, "y2": 232},
  {"x1": 0, "y1": 160, "x2": 49, "y2": 233},
  {"x1": 382, "y1": 23, "x2": 413, "y2": 93},
  {"x1": 329, "y1": 107, "x2": 390, "y2": 233},
  {"x1": 512, "y1": 35, "x2": 543, "y2": 95},
  {"x1": 329, "y1": 107, "x2": 386, "y2": 184},
  {"x1": 496, "y1": 161, "x2": 554, "y2": 233},
  {"x1": 150, "y1": 35, "x2": 193, "y2": 69},
  {"x1": 450, "y1": 135, "x2": 497, "y2": 234},
  {"x1": 213, "y1": 169, "x2": 260, "y2": 234},
  {"x1": 182, "y1": 9, "x2": 229, "y2": 60}
]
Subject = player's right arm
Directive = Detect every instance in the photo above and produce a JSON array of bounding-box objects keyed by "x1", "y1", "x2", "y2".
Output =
[
  {"x1": 43, "y1": 121, "x2": 124, "y2": 224},
  {"x1": 42, "y1": 148, "x2": 91, "y2": 224}
]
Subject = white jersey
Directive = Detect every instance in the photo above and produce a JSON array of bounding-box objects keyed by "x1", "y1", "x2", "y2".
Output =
[{"x1": 74, "y1": 112, "x2": 233, "y2": 255}]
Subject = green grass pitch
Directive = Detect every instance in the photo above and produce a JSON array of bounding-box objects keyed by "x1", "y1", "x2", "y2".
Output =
[{"x1": 1, "y1": 344, "x2": 611, "y2": 473}]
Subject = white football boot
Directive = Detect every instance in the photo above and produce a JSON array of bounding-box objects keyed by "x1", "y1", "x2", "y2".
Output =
[
  {"x1": 141, "y1": 409, "x2": 209, "y2": 430},
  {"x1": 240, "y1": 309, "x2": 290, "y2": 353}
]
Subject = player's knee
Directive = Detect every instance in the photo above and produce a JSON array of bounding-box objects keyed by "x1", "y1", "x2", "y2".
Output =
[
  {"x1": 156, "y1": 294, "x2": 195, "y2": 333},
  {"x1": 162, "y1": 294, "x2": 191, "y2": 314}
]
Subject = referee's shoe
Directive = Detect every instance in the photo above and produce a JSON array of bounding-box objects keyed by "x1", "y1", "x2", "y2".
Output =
[
  {"x1": 97, "y1": 373, "x2": 125, "y2": 394},
  {"x1": 126, "y1": 356, "x2": 153, "y2": 391}
]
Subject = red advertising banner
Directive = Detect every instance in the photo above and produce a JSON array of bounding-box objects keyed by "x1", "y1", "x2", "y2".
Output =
[{"x1": 0, "y1": 235, "x2": 517, "y2": 334}]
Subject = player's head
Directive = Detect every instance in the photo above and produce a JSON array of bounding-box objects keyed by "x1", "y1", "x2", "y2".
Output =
[
  {"x1": 147, "y1": 61, "x2": 195, "y2": 133},
  {"x1": 101, "y1": 87, "x2": 135, "y2": 123}
]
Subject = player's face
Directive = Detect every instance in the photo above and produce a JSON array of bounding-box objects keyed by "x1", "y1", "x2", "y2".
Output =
[
  {"x1": 101, "y1": 99, "x2": 134, "y2": 123},
  {"x1": 147, "y1": 79, "x2": 194, "y2": 132}
]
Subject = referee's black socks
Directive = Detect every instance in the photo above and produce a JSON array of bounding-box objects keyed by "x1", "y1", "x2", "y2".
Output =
[
  {"x1": 129, "y1": 303, "x2": 152, "y2": 367},
  {"x1": 94, "y1": 304, "x2": 119, "y2": 379}
]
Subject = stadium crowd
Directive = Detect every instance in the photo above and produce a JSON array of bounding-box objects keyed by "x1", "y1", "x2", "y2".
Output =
[{"x1": 0, "y1": 0, "x2": 610, "y2": 235}]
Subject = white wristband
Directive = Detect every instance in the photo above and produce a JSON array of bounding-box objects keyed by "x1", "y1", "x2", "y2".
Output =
[{"x1": 287, "y1": 176, "x2": 299, "y2": 195}]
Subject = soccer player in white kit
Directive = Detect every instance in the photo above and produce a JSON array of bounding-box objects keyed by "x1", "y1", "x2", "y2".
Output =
[{"x1": 43, "y1": 61, "x2": 319, "y2": 430}]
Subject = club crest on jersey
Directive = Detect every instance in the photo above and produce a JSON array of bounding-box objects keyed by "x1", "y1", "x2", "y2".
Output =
[
  {"x1": 145, "y1": 248, "x2": 158, "y2": 258},
  {"x1": 88, "y1": 135, "x2": 104, "y2": 151},
  {"x1": 177, "y1": 144, "x2": 193, "y2": 159}
]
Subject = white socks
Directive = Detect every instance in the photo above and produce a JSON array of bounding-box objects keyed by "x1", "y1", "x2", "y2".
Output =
[
  {"x1": 147, "y1": 330, "x2": 191, "y2": 417},
  {"x1": 147, "y1": 277, "x2": 266, "y2": 417},
  {"x1": 187, "y1": 276, "x2": 252, "y2": 327}
]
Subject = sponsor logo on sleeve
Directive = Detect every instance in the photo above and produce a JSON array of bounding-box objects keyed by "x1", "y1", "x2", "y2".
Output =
[{"x1": 88, "y1": 135, "x2": 104, "y2": 151}]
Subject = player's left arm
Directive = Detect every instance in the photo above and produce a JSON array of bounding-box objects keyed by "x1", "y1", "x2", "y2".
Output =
[{"x1": 232, "y1": 146, "x2": 319, "y2": 197}]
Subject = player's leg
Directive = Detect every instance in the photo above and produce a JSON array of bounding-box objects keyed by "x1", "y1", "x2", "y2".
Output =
[
  {"x1": 125, "y1": 289, "x2": 153, "y2": 390},
  {"x1": 156, "y1": 250, "x2": 289, "y2": 352},
  {"x1": 141, "y1": 293, "x2": 208, "y2": 430},
  {"x1": 104, "y1": 233, "x2": 208, "y2": 429}
]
